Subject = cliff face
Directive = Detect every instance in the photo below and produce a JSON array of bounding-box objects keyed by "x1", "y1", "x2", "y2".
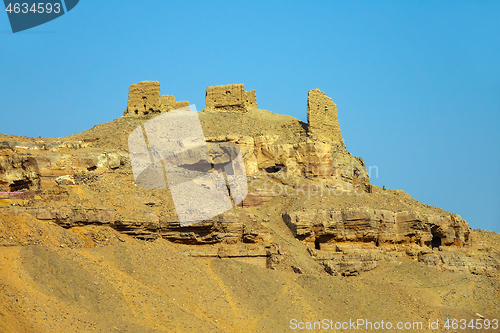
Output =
[{"x1": 0, "y1": 83, "x2": 497, "y2": 279}]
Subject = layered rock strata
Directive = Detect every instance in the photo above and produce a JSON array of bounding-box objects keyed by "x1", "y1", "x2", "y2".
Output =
[
  {"x1": 283, "y1": 208, "x2": 470, "y2": 247},
  {"x1": 0, "y1": 83, "x2": 497, "y2": 277}
]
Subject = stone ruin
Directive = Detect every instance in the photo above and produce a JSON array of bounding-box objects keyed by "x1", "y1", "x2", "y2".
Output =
[
  {"x1": 124, "y1": 81, "x2": 341, "y2": 146},
  {"x1": 307, "y1": 87, "x2": 343, "y2": 144},
  {"x1": 124, "y1": 81, "x2": 190, "y2": 116},
  {"x1": 204, "y1": 84, "x2": 342, "y2": 144},
  {"x1": 205, "y1": 84, "x2": 257, "y2": 113}
]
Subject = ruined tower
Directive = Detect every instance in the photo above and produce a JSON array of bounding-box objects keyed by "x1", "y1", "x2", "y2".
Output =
[
  {"x1": 306, "y1": 88, "x2": 342, "y2": 143},
  {"x1": 124, "y1": 81, "x2": 190, "y2": 116},
  {"x1": 205, "y1": 84, "x2": 257, "y2": 113}
]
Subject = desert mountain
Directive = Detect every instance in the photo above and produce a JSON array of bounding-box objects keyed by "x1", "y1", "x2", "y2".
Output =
[{"x1": 0, "y1": 82, "x2": 498, "y2": 332}]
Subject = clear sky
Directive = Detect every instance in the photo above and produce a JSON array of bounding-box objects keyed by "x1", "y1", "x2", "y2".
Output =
[{"x1": 1, "y1": 1, "x2": 499, "y2": 233}]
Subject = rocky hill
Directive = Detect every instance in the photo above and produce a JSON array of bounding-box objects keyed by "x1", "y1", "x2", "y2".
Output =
[{"x1": 0, "y1": 82, "x2": 498, "y2": 332}]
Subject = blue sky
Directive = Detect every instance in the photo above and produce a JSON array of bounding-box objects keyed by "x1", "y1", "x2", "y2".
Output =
[{"x1": 1, "y1": 1, "x2": 499, "y2": 233}]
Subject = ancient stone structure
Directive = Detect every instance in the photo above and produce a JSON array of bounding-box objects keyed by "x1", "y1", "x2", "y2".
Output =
[
  {"x1": 245, "y1": 89, "x2": 257, "y2": 109},
  {"x1": 205, "y1": 84, "x2": 257, "y2": 113},
  {"x1": 307, "y1": 88, "x2": 343, "y2": 143},
  {"x1": 124, "y1": 81, "x2": 189, "y2": 116}
]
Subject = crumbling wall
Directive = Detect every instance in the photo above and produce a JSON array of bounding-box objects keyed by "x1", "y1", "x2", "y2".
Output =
[
  {"x1": 126, "y1": 81, "x2": 160, "y2": 115},
  {"x1": 124, "y1": 81, "x2": 189, "y2": 116},
  {"x1": 307, "y1": 88, "x2": 342, "y2": 143},
  {"x1": 245, "y1": 90, "x2": 257, "y2": 109},
  {"x1": 205, "y1": 84, "x2": 257, "y2": 113},
  {"x1": 159, "y1": 95, "x2": 190, "y2": 112}
]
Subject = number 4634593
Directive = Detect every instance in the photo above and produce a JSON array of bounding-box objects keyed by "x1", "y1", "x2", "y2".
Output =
[
  {"x1": 444, "y1": 318, "x2": 498, "y2": 330},
  {"x1": 5, "y1": 3, "x2": 61, "y2": 14}
]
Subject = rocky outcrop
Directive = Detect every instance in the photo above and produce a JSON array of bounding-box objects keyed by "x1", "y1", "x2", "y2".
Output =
[
  {"x1": 313, "y1": 244, "x2": 499, "y2": 277},
  {"x1": 283, "y1": 207, "x2": 498, "y2": 277},
  {"x1": 205, "y1": 135, "x2": 369, "y2": 188},
  {"x1": 0, "y1": 152, "x2": 126, "y2": 193},
  {"x1": 0, "y1": 155, "x2": 40, "y2": 191},
  {"x1": 283, "y1": 208, "x2": 470, "y2": 247},
  {"x1": 316, "y1": 247, "x2": 383, "y2": 276},
  {"x1": 124, "y1": 81, "x2": 189, "y2": 116},
  {"x1": 2, "y1": 205, "x2": 272, "y2": 246},
  {"x1": 205, "y1": 84, "x2": 257, "y2": 113}
]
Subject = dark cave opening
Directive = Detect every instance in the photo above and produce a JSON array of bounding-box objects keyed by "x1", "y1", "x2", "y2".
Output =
[
  {"x1": 264, "y1": 165, "x2": 285, "y2": 173},
  {"x1": 430, "y1": 225, "x2": 442, "y2": 248},
  {"x1": 431, "y1": 235, "x2": 442, "y2": 248},
  {"x1": 9, "y1": 179, "x2": 32, "y2": 191}
]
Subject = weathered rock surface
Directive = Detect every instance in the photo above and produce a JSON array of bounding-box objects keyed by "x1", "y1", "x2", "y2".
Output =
[
  {"x1": 1, "y1": 204, "x2": 273, "y2": 247},
  {"x1": 314, "y1": 243, "x2": 499, "y2": 277},
  {"x1": 283, "y1": 208, "x2": 470, "y2": 247},
  {"x1": 0, "y1": 152, "x2": 126, "y2": 193},
  {"x1": 204, "y1": 134, "x2": 369, "y2": 186},
  {"x1": 282, "y1": 206, "x2": 497, "y2": 276}
]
